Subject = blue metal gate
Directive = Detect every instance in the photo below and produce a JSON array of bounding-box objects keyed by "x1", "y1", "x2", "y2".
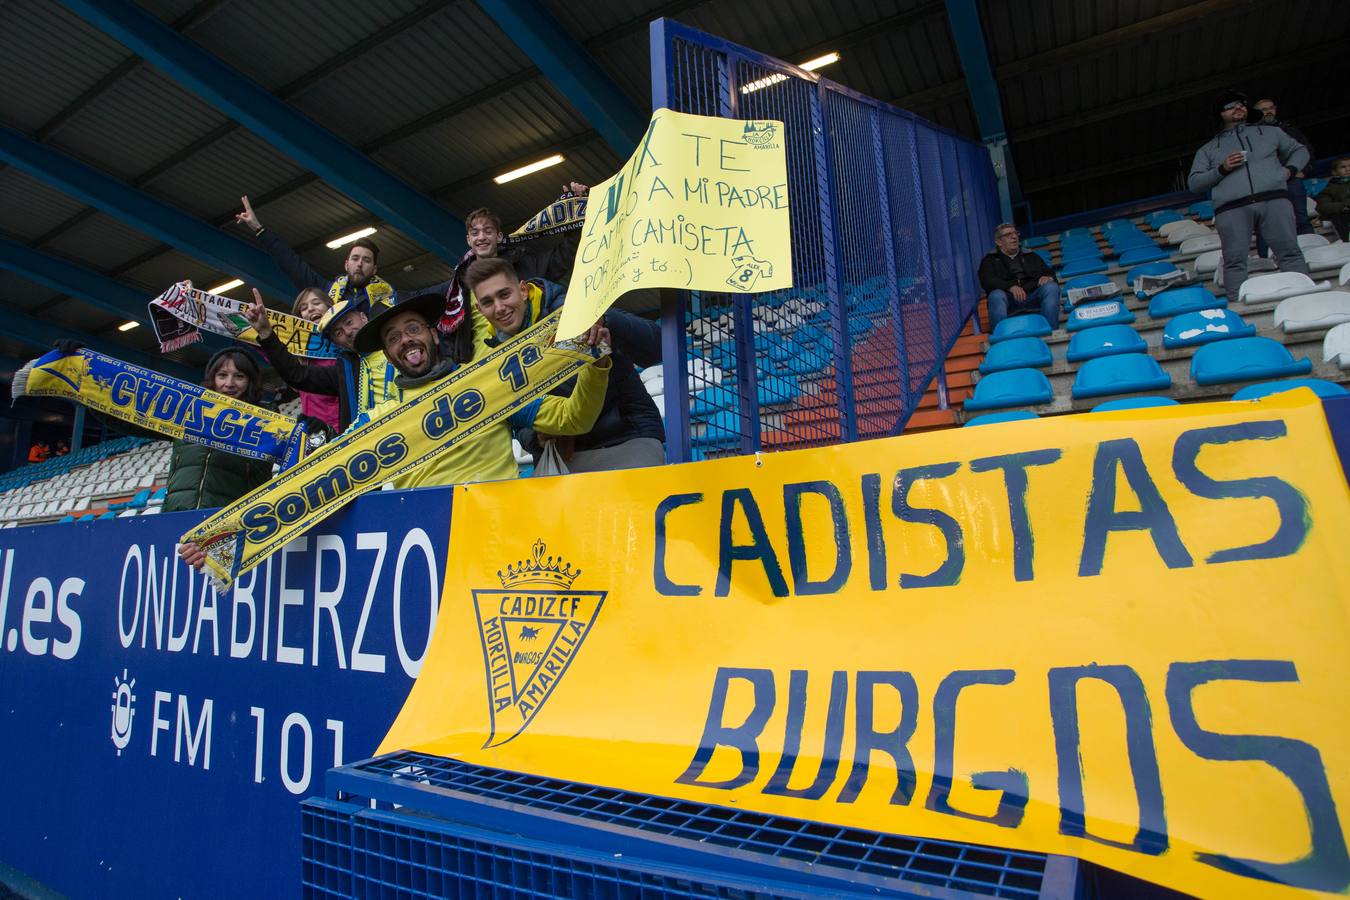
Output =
[{"x1": 652, "y1": 19, "x2": 999, "y2": 462}]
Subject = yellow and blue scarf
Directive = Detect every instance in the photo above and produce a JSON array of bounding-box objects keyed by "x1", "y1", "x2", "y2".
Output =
[
  {"x1": 508, "y1": 190, "x2": 587, "y2": 243},
  {"x1": 13, "y1": 349, "x2": 314, "y2": 467},
  {"x1": 182, "y1": 310, "x2": 603, "y2": 592},
  {"x1": 148, "y1": 281, "x2": 336, "y2": 359}
]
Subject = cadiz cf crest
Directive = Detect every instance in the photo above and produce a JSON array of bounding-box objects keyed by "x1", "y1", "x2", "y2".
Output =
[{"x1": 473, "y1": 540, "x2": 605, "y2": 747}]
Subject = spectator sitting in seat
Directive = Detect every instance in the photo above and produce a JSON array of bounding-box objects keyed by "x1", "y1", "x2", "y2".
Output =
[
  {"x1": 1316, "y1": 156, "x2": 1350, "y2": 242},
  {"x1": 1187, "y1": 90, "x2": 1309, "y2": 304},
  {"x1": 464, "y1": 257, "x2": 664, "y2": 473},
  {"x1": 978, "y1": 223, "x2": 1060, "y2": 332}
]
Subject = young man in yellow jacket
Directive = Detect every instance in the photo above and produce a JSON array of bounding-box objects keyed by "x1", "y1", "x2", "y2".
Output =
[{"x1": 348, "y1": 291, "x2": 611, "y2": 489}]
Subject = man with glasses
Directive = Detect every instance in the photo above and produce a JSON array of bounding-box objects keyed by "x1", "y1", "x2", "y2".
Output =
[
  {"x1": 977, "y1": 224, "x2": 1061, "y2": 332},
  {"x1": 1188, "y1": 89, "x2": 1310, "y2": 303},
  {"x1": 345, "y1": 292, "x2": 611, "y2": 488}
]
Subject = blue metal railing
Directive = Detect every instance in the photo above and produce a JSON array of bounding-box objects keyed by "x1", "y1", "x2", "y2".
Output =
[{"x1": 652, "y1": 19, "x2": 1000, "y2": 462}]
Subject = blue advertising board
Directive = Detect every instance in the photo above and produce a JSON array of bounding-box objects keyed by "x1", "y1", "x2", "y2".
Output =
[{"x1": 0, "y1": 487, "x2": 452, "y2": 898}]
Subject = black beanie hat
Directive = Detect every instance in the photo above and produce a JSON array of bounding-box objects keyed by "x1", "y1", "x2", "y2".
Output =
[{"x1": 1214, "y1": 89, "x2": 1248, "y2": 117}]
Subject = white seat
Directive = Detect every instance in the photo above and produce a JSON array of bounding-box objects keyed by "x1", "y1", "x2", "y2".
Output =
[
  {"x1": 1239, "y1": 272, "x2": 1332, "y2": 304},
  {"x1": 1162, "y1": 220, "x2": 1212, "y2": 245},
  {"x1": 1341, "y1": 261, "x2": 1350, "y2": 287},
  {"x1": 1303, "y1": 242, "x2": 1350, "y2": 273},
  {"x1": 639, "y1": 366, "x2": 663, "y2": 385},
  {"x1": 1324, "y1": 323, "x2": 1350, "y2": 368},
  {"x1": 1194, "y1": 249, "x2": 1222, "y2": 275},
  {"x1": 1273, "y1": 291, "x2": 1350, "y2": 333},
  {"x1": 1179, "y1": 234, "x2": 1222, "y2": 255},
  {"x1": 1298, "y1": 233, "x2": 1331, "y2": 250},
  {"x1": 140, "y1": 505, "x2": 162, "y2": 516},
  {"x1": 117, "y1": 509, "x2": 138, "y2": 517},
  {"x1": 688, "y1": 358, "x2": 724, "y2": 385}
]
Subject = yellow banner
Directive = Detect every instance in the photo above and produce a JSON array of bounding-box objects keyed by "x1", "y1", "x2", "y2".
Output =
[
  {"x1": 559, "y1": 108, "x2": 792, "y2": 339},
  {"x1": 383, "y1": 391, "x2": 1350, "y2": 898}
]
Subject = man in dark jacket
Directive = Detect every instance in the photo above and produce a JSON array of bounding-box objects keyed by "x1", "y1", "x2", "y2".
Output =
[
  {"x1": 977, "y1": 224, "x2": 1061, "y2": 332},
  {"x1": 1253, "y1": 97, "x2": 1316, "y2": 237},
  {"x1": 235, "y1": 195, "x2": 397, "y2": 314},
  {"x1": 464, "y1": 257, "x2": 664, "y2": 472},
  {"x1": 1188, "y1": 90, "x2": 1310, "y2": 303},
  {"x1": 1315, "y1": 157, "x2": 1350, "y2": 242}
]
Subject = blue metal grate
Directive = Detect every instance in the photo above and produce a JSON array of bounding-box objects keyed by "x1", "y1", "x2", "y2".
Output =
[
  {"x1": 322, "y1": 751, "x2": 1053, "y2": 899},
  {"x1": 653, "y1": 19, "x2": 1001, "y2": 459}
]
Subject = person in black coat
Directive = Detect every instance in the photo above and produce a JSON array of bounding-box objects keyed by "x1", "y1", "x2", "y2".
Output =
[{"x1": 977, "y1": 224, "x2": 1061, "y2": 332}]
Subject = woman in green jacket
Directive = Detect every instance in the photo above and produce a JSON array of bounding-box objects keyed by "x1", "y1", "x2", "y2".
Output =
[{"x1": 162, "y1": 348, "x2": 275, "y2": 513}]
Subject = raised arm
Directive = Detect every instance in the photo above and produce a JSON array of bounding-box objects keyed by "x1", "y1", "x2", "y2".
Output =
[{"x1": 236, "y1": 195, "x2": 326, "y2": 291}]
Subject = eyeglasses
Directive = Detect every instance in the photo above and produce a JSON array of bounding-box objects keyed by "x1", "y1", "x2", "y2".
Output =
[
  {"x1": 996, "y1": 231, "x2": 1020, "y2": 240},
  {"x1": 1222, "y1": 100, "x2": 1246, "y2": 111},
  {"x1": 383, "y1": 319, "x2": 431, "y2": 347}
]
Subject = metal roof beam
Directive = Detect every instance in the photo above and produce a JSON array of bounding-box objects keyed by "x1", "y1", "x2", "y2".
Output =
[
  {"x1": 942, "y1": 0, "x2": 1018, "y2": 214},
  {"x1": 0, "y1": 235, "x2": 164, "y2": 327},
  {"x1": 0, "y1": 125, "x2": 295, "y2": 297},
  {"x1": 473, "y1": 0, "x2": 646, "y2": 155},
  {"x1": 60, "y1": 0, "x2": 466, "y2": 261},
  {"x1": 0, "y1": 311, "x2": 197, "y2": 381}
]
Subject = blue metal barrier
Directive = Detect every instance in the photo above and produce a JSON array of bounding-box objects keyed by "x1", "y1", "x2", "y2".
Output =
[{"x1": 652, "y1": 19, "x2": 999, "y2": 461}]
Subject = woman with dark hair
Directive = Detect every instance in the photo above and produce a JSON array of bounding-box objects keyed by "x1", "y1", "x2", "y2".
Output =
[
  {"x1": 162, "y1": 348, "x2": 275, "y2": 512},
  {"x1": 289, "y1": 286, "x2": 341, "y2": 432}
]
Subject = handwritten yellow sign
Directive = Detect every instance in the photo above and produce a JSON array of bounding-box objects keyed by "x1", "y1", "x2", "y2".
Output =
[
  {"x1": 384, "y1": 390, "x2": 1350, "y2": 899},
  {"x1": 559, "y1": 107, "x2": 792, "y2": 339}
]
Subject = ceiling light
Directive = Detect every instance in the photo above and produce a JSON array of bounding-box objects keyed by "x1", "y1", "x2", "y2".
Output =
[
  {"x1": 325, "y1": 226, "x2": 378, "y2": 249},
  {"x1": 209, "y1": 279, "x2": 244, "y2": 294},
  {"x1": 799, "y1": 52, "x2": 840, "y2": 72},
  {"x1": 494, "y1": 154, "x2": 565, "y2": 185},
  {"x1": 117, "y1": 321, "x2": 139, "y2": 332},
  {"x1": 741, "y1": 51, "x2": 840, "y2": 94}
]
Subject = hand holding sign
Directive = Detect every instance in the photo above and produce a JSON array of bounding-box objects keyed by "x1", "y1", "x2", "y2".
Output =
[{"x1": 558, "y1": 108, "x2": 792, "y2": 340}]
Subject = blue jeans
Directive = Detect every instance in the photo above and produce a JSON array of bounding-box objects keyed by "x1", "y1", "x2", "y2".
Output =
[{"x1": 988, "y1": 282, "x2": 1060, "y2": 332}]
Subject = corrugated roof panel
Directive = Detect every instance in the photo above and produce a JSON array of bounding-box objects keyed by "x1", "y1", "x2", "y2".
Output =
[
  {"x1": 288, "y1": 5, "x2": 531, "y2": 147},
  {"x1": 0, "y1": 1, "x2": 132, "y2": 133},
  {"x1": 44, "y1": 298, "x2": 123, "y2": 335},
  {"x1": 120, "y1": 249, "x2": 228, "y2": 296},
  {"x1": 184, "y1": 0, "x2": 431, "y2": 90},
  {"x1": 140, "y1": 129, "x2": 308, "y2": 220},
  {"x1": 0, "y1": 170, "x2": 96, "y2": 242},
  {"x1": 0, "y1": 275, "x2": 58, "y2": 313},
  {"x1": 373, "y1": 80, "x2": 583, "y2": 195},
  {"x1": 46, "y1": 66, "x2": 228, "y2": 182},
  {"x1": 40, "y1": 212, "x2": 165, "y2": 274},
  {"x1": 250, "y1": 180, "x2": 369, "y2": 251},
  {"x1": 543, "y1": 0, "x2": 690, "y2": 42}
]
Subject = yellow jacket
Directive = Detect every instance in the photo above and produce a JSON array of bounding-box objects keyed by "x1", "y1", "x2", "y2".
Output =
[{"x1": 367, "y1": 354, "x2": 611, "y2": 490}]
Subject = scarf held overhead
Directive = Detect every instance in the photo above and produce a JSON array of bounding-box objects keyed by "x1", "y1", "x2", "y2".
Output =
[
  {"x1": 148, "y1": 281, "x2": 337, "y2": 359},
  {"x1": 181, "y1": 309, "x2": 603, "y2": 592},
  {"x1": 12, "y1": 348, "x2": 311, "y2": 467},
  {"x1": 508, "y1": 191, "x2": 587, "y2": 243}
]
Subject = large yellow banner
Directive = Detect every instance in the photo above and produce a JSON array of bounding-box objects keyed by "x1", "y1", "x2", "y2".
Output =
[
  {"x1": 382, "y1": 391, "x2": 1350, "y2": 898},
  {"x1": 559, "y1": 107, "x2": 792, "y2": 339}
]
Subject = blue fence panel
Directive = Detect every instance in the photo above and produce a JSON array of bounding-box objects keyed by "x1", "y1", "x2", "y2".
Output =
[{"x1": 653, "y1": 19, "x2": 998, "y2": 458}]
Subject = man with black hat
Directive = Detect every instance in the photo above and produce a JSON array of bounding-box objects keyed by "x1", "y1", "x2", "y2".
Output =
[
  {"x1": 1188, "y1": 89, "x2": 1311, "y2": 303},
  {"x1": 348, "y1": 292, "x2": 612, "y2": 488}
]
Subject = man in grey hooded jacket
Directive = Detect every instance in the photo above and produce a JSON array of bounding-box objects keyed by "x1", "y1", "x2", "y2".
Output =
[{"x1": 1187, "y1": 90, "x2": 1310, "y2": 303}]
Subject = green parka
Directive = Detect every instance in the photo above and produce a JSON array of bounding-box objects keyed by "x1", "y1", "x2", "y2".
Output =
[{"x1": 161, "y1": 440, "x2": 273, "y2": 513}]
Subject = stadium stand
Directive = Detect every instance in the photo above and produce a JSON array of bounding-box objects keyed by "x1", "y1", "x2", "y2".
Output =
[{"x1": 0, "y1": 438, "x2": 174, "y2": 526}]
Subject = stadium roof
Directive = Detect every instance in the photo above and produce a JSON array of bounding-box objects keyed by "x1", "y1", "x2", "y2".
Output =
[{"x1": 0, "y1": 0, "x2": 1345, "y2": 372}]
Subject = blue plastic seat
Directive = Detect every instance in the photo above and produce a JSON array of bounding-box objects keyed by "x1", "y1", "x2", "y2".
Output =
[
  {"x1": 1066, "y1": 324, "x2": 1148, "y2": 362},
  {"x1": 1092, "y1": 396, "x2": 1181, "y2": 412},
  {"x1": 1148, "y1": 284, "x2": 1225, "y2": 319},
  {"x1": 97, "y1": 511, "x2": 116, "y2": 520},
  {"x1": 1146, "y1": 209, "x2": 1184, "y2": 228},
  {"x1": 1231, "y1": 378, "x2": 1349, "y2": 400},
  {"x1": 757, "y1": 375, "x2": 800, "y2": 405},
  {"x1": 965, "y1": 368, "x2": 1054, "y2": 411},
  {"x1": 979, "y1": 336, "x2": 1053, "y2": 374},
  {"x1": 691, "y1": 386, "x2": 736, "y2": 419},
  {"x1": 1162, "y1": 308, "x2": 1255, "y2": 349},
  {"x1": 1072, "y1": 353, "x2": 1172, "y2": 399},
  {"x1": 989, "y1": 314, "x2": 1052, "y2": 343},
  {"x1": 964, "y1": 410, "x2": 1040, "y2": 427},
  {"x1": 126, "y1": 488, "x2": 151, "y2": 510},
  {"x1": 1034, "y1": 250, "x2": 1053, "y2": 267},
  {"x1": 1066, "y1": 299, "x2": 1136, "y2": 332},
  {"x1": 1189, "y1": 201, "x2": 1214, "y2": 219},
  {"x1": 57, "y1": 515, "x2": 75, "y2": 524},
  {"x1": 1117, "y1": 246, "x2": 1170, "y2": 267},
  {"x1": 1022, "y1": 235, "x2": 1049, "y2": 248},
  {"x1": 1191, "y1": 336, "x2": 1313, "y2": 385},
  {"x1": 150, "y1": 486, "x2": 167, "y2": 503},
  {"x1": 1059, "y1": 256, "x2": 1109, "y2": 277}
]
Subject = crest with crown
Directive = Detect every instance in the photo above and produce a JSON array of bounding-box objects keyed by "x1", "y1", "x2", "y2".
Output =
[{"x1": 498, "y1": 539, "x2": 581, "y2": 589}]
